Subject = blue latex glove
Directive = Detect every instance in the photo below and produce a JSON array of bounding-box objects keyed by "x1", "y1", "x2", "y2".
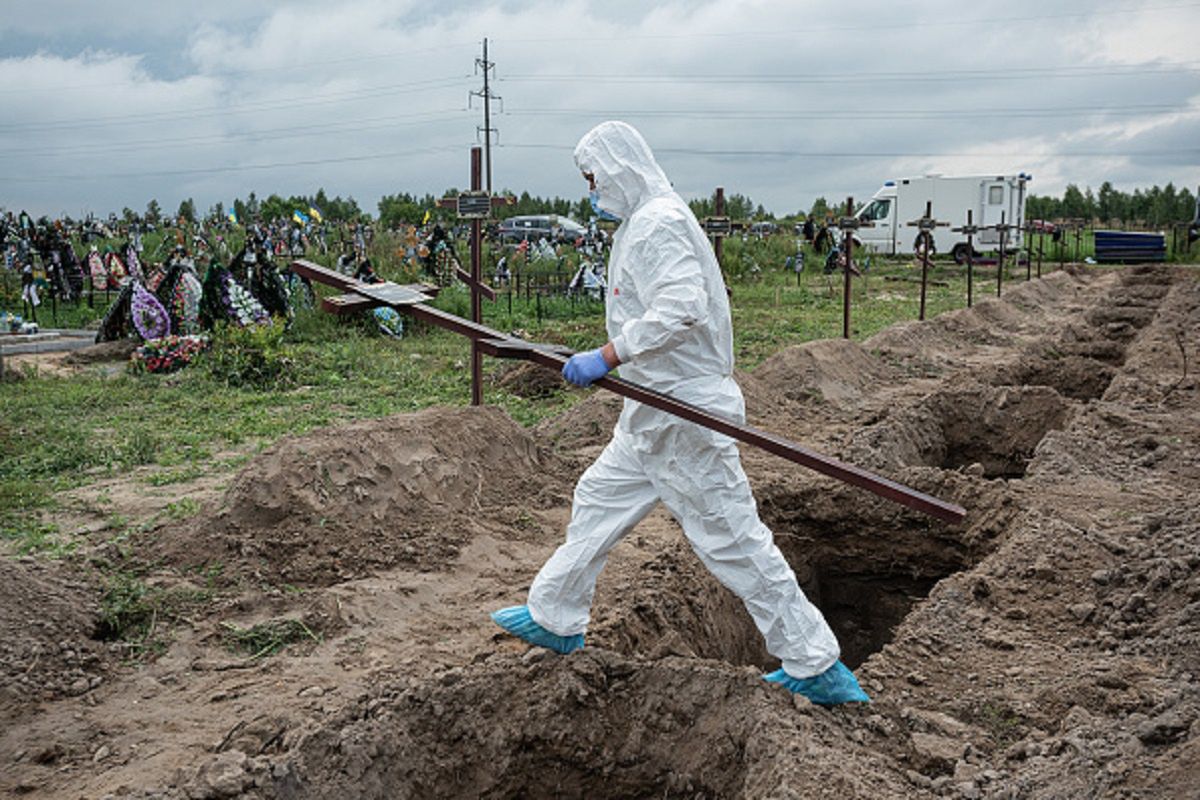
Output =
[{"x1": 562, "y1": 348, "x2": 611, "y2": 387}]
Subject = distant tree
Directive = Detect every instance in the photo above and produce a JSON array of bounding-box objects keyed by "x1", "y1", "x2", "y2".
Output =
[
  {"x1": 378, "y1": 192, "x2": 424, "y2": 228},
  {"x1": 809, "y1": 197, "x2": 831, "y2": 221},
  {"x1": 209, "y1": 201, "x2": 225, "y2": 223},
  {"x1": 176, "y1": 198, "x2": 196, "y2": 224},
  {"x1": 145, "y1": 199, "x2": 162, "y2": 225},
  {"x1": 122, "y1": 207, "x2": 137, "y2": 224}
]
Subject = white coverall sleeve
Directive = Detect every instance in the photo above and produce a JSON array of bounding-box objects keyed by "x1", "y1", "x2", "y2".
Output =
[{"x1": 610, "y1": 221, "x2": 709, "y2": 364}]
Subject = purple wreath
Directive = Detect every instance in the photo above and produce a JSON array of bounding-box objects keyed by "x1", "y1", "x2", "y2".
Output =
[{"x1": 132, "y1": 283, "x2": 171, "y2": 340}]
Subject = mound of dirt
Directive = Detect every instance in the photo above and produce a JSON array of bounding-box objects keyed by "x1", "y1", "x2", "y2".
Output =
[
  {"x1": 176, "y1": 649, "x2": 909, "y2": 800},
  {"x1": 146, "y1": 406, "x2": 569, "y2": 587},
  {"x1": 489, "y1": 361, "x2": 566, "y2": 399},
  {"x1": 753, "y1": 338, "x2": 897, "y2": 408},
  {"x1": 533, "y1": 391, "x2": 621, "y2": 455},
  {"x1": 0, "y1": 558, "x2": 111, "y2": 721},
  {"x1": 62, "y1": 338, "x2": 138, "y2": 365}
]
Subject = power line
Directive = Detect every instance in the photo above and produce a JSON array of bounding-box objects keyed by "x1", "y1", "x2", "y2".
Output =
[
  {"x1": 0, "y1": 42, "x2": 481, "y2": 95},
  {"x1": 0, "y1": 144, "x2": 471, "y2": 183},
  {"x1": 505, "y1": 104, "x2": 1199, "y2": 121},
  {"x1": 502, "y1": 62, "x2": 1200, "y2": 85},
  {"x1": 0, "y1": 75, "x2": 471, "y2": 133},
  {"x1": 0, "y1": 110, "x2": 472, "y2": 159},
  {"x1": 498, "y1": 143, "x2": 1197, "y2": 159}
]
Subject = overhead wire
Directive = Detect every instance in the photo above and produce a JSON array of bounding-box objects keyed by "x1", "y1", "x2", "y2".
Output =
[{"x1": 0, "y1": 144, "x2": 472, "y2": 183}]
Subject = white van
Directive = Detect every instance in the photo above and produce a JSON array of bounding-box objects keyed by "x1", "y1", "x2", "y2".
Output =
[{"x1": 853, "y1": 174, "x2": 1031, "y2": 263}]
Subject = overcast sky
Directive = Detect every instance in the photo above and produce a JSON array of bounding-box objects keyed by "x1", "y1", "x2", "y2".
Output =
[{"x1": 1, "y1": 0, "x2": 1197, "y2": 219}]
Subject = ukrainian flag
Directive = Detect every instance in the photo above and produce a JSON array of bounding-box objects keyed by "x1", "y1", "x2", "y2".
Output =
[
  {"x1": 293, "y1": 209, "x2": 310, "y2": 226},
  {"x1": 227, "y1": 208, "x2": 238, "y2": 224},
  {"x1": 308, "y1": 205, "x2": 323, "y2": 224}
]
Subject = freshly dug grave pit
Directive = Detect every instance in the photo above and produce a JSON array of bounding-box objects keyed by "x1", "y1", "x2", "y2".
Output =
[
  {"x1": 846, "y1": 384, "x2": 1074, "y2": 479},
  {"x1": 142, "y1": 406, "x2": 570, "y2": 587},
  {"x1": 757, "y1": 470, "x2": 1015, "y2": 669}
]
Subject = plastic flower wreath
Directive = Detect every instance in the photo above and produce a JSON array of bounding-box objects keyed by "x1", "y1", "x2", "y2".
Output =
[{"x1": 130, "y1": 334, "x2": 209, "y2": 374}]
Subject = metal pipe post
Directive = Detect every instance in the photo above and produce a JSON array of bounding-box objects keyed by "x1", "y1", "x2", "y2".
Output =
[
  {"x1": 1036, "y1": 229, "x2": 1044, "y2": 278},
  {"x1": 966, "y1": 210, "x2": 975, "y2": 308},
  {"x1": 996, "y1": 211, "x2": 1006, "y2": 298},
  {"x1": 470, "y1": 147, "x2": 484, "y2": 406},
  {"x1": 919, "y1": 200, "x2": 931, "y2": 321},
  {"x1": 843, "y1": 197, "x2": 854, "y2": 339},
  {"x1": 1025, "y1": 221, "x2": 1033, "y2": 280},
  {"x1": 714, "y1": 187, "x2": 725, "y2": 267}
]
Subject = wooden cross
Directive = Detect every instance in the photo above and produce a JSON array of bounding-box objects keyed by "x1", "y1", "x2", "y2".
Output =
[
  {"x1": 951, "y1": 209, "x2": 980, "y2": 308},
  {"x1": 905, "y1": 201, "x2": 948, "y2": 321},
  {"x1": 434, "y1": 147, "x2": 515, "y2": 405}
]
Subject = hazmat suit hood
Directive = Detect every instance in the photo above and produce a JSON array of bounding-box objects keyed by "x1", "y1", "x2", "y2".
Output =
[{"x1": 574, "y1": 121, "x2": 674, "y2": 222}]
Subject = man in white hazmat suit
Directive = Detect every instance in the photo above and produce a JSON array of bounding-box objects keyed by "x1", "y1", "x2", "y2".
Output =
[{"x1": 492, "y1": 121, "x2": 868, "y2": 706}]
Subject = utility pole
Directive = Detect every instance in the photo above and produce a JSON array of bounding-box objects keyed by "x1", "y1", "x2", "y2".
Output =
[{"x1": 471, "y1": 38, "x2": 501, "y2": 194}]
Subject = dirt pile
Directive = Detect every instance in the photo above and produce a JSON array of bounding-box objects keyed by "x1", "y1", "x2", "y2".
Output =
[
  {"x1": 0, "y1": 558, "x2": 112, "y2": 721},
  {"x1": 146, "y1": 406, "x2": 570, "y2": 586},
  {"x1": 489, "y1": 361, "x2": 567, "y2": 399},
  {"x1": 753, "y1": 337, "x2": 899, "y2": 408}
]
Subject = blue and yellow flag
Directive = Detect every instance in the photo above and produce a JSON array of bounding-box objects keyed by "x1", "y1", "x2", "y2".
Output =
[
  {"x1": 227, "y1": 207, "x2": 238, "y2": 224},
  {"x1": 292, "y1": 209, "x2": 310, "y2": 226},
  {"x1": 308, "y1": 205, "x2": 323, "y2": 224},
  {"x1": 422, "y1": 209, "x2": 431, "y2": 225}
]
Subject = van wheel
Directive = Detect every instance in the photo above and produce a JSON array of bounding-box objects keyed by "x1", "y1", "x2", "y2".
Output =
[{"x1": 952, "y1": 243, "x2": 972, "y2": 265}]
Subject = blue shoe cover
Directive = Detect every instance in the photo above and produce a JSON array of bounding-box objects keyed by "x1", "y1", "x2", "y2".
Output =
[
  {"x1": 764, "y1": 660, "x2": 870, "y2": 706},
  {"x1": 490, "y1": 605, "x2": 584, "y2": 655}
]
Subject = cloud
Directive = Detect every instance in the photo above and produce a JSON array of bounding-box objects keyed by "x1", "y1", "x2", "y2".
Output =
[{"x1": 1, "y1": 0, "x2": 1197, "y2": 217}]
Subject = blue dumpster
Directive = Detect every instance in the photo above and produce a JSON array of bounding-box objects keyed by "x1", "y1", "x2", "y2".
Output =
[{"x1": 1093, "y1": 230, "x2": 1166, "y2": 263}]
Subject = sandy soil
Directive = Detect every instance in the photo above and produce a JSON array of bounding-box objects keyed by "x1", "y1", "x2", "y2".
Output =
[{"x1": 2, "y1": 264, "x2": 1197, "y2": 799}]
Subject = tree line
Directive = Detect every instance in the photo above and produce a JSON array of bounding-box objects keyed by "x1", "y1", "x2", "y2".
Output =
[
  {"x1": 124, "y1": 181, "x2": 1199, "y2": 230},
  {"x1": 1027, "y1": 182, "x2": 1197, "y2": 227}
]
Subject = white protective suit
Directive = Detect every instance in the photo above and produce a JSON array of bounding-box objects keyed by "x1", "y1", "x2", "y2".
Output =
[{"x1": 526, "y1": 121, "x2": 841, "y2": 678}]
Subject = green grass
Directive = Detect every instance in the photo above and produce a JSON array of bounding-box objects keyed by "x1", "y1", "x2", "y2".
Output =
[{"x1": 219, "y1": 618, "x2": 320, "y2": 659}]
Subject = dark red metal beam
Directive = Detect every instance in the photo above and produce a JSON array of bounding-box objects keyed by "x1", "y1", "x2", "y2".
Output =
[{"x1": 291, "y1": 259, "x2": 968, "y2": 524}]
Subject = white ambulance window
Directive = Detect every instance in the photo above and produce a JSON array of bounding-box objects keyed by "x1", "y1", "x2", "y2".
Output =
[{"x1": 988, "y1": 186, "x2": 1004, "y2": 205}]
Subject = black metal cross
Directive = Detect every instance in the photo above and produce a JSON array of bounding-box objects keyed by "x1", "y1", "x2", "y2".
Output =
[
  {"x1": 836, "y1": 196, "x2": 872, "y2": 339},
  {"x1": 987, "y1": 211, "x2": 1016, "y2": 298},
  {"x1": 905, "y1": 201, "x2": 948, "y2": 320},
  {"x1": 951, "y1": 209, "x2": 981, "y2": 308}
]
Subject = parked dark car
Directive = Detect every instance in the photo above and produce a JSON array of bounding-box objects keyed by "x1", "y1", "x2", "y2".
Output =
[{"x1": 497, "y1": 215, "x2": 587, "y2": 244}]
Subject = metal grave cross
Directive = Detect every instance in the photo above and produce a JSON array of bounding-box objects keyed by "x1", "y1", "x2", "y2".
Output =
[
  {"x1": 434, "y1": 147, "x2": 516, "y2": 405},
  {"x1": 905, "y1": 201, "x2": 949, "y2": 321},
  {"x1": 701, "y1": 187, "x2": 747, "y2": 292},
  {"x1": 987, "y1": 211, "x2": 1016, "y2": 298},
  {"x1": 835, "y1": 197, "x2": 872, "y2": 339},
  {"x1": 951, "y1": 209, "x2": 980, "y2": 308}
]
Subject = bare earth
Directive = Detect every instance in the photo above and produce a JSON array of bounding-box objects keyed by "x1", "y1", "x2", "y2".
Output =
[{"x1": 2, "y1": 264, "x2": 1197, "y2": 799}]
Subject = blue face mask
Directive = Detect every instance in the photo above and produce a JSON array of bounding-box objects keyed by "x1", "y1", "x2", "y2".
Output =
[{"x1": 589, "y1": 189, "x2": 621, "y2": 223}]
